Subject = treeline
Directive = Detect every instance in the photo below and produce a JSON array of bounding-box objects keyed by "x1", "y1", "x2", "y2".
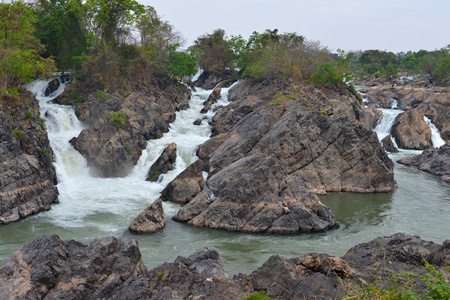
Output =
[{"x1": 337, "y1": 48, "x2": 450, "y2": 82}]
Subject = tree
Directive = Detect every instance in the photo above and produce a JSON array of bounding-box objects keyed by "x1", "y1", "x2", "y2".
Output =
[
  {"x1": 85, "y1": 0, "x2": 145, "y2": 48},
  {"x1": 166, "y1": 44, "x2": 197, "y2": 79},
  {"x1": 0, "y1": 1, "x2": 55, "y2": 89}
]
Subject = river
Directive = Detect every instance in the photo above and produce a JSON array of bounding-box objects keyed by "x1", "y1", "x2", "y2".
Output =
[{"x1": 0, "y1": 79, "x2": 448, "y2": 275}]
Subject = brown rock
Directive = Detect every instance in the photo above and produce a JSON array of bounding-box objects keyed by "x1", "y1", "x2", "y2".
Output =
[
  {"x1": 45, "y1": 78, "x2": 60, "y2": 96},
  {"x1": 391, "y1": 109, "x2": 432, "y2": 150},
  {"x1": 146, "y1": 142, "x2": 177, "y2": 182},
  {"x1": 193, "y1": 119, "x2": 202, "y2": 125},
  {"x1": 362, "y1": 105, "x2": 383, "y2": 129},
  {"x1": 129, "y1": 199, "x2": 166, "y2": 234},
  {"x1": 381, "y1": 135, "x2": 399, "y2": 152},
  {"x1": 160, "y1": 160, "x2": 205, "y2": 204}
]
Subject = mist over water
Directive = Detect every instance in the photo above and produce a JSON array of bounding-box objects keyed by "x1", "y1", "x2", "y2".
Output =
[{"x1": 0, "y1": 79, "x2": 448, "y2": 275}]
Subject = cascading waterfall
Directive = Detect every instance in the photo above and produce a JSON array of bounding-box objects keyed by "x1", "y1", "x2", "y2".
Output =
[
  {"x1": 424, "y1": 116, "x2": 446, "y2": 148},
  {"x1": 1, "y1": 79, "x2": 448, "y2": 276}
]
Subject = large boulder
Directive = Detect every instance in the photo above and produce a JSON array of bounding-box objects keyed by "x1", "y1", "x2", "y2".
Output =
[
  {"x1": 397, "y1": 141, "x2": 450, "y2": 183},
  {"x1": 170, "y1": 79, "x2": 396, "y2": 234},
  {"x1": 391, "y1": 109, "x2": 432, "y2": 150},
  {"x1": 129, "y1": 198, "x2": 166, "y2": 234},
  {"x1": 201, "y1": 86, "x2": 222, "y2": 113},
  {"x1": 146, "y1": 142, "x2": 177, "y2": 182},
  {"x1": 381, "y1": 135, "x2": 399, "y2": 152},
  {"x1": 0, "y1": 88, "x2": 59, "y2": 224},
  {"x1": 44, "y1": 78, "x2": 60, "y2": 96},
  {"x1": 70, "y1": 80, "x2": 190, "y2": 177}
]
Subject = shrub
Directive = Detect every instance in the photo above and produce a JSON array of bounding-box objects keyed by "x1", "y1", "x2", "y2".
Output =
[
  {"x1": 108, "y1": 111, "x2": 127, "y2": 129},
  {"x1": 11, "y1": 129, "x2": 26, "y2": 140},
  {"x1": 93, "y1": 90, "x2": 108, "y2": 102},
  {"x1": 124, "y1": 145, "x2": 132, "y2": 155},
  {"x1": 39, "y1": 117, "x2": 46, "y2": 130},
  {"x1": 242, "y1": 291, "x2": 273, "y2": 300},
  {"x1": 269, "y1": 101, "x2": 281, "y2": 106},
  {"x1": 25, "y1": 110, "x2": 33, "y2": 118}
]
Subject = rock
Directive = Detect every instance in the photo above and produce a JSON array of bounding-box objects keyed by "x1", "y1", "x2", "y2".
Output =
[
  {"x1": 129, "y1": 199, "x2": 166, "y2": 234},
  {"x1": 170, "y1": 79, "x2": 396, "y2": 234},
  {"x1": 362, "y1": 105, "x2": 383, "y2": 129},
  {"x1": 1, "y1": 233, "x2": 448, "y2": 299},
  {"x1": 200, "y1": 86, "x2": 222, "y2": 113},
  {"x1": 381, "y1": 135, "x2": 399, "y2": 152},
  {"x1": 0, "y1": 88, "x2": 59, "y2": 225},
  {"x1": 391, "y1": 109, "x2": 432, "y2": 150},
  {"x1": 193, "y1": 119, "x2": 202, "y2": 125},
  {"x1": 397, "y1": 141, "x2": 450, "y2": 182},
  {"x1": 146, "y1": 142, "x2": 177, "y2": 182},
  {"x1": 44, "y1": 78, "x2": 60, "y2": 96},
  {"x1": 160, "y1": 160, "x2": 205, "y2": 204},
  {"x1": 70, "y1": 79, "x2": 190, "y2": 177}
]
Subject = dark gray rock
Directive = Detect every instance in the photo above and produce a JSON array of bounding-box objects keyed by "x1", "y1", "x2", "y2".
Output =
[
  {"x1": 0, "y1": 88, "x2": 59, "y2": 224},
  {"x1": 129, "y1": 198, "x2": 166, "y2": 234},
  {"x1": 146, "y1": 142, "x2": 177, "y2": 182},
  {"x1": 397, "y1": 141, "x2": 450, "y2": 182}
]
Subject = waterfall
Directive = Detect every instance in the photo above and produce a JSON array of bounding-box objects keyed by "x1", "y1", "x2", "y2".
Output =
[
  {"x1": 424, "y1": 116, "x2": 446, "y2": 148},
  {"x1": 373, "y1": 108, "x2": 403, "y2": 144}
]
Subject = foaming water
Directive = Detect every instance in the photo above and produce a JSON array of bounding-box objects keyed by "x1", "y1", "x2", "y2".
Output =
[{"x1": 0, "y1": 79, "x2": 449, "y2": 276}]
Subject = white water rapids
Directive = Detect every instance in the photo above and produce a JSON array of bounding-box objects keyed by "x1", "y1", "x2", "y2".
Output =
[{"x1": 0, "y1": 80, "x2": 448, "y2": 275}]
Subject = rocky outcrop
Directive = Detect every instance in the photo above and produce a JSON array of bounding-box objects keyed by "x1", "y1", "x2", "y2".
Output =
[
  {"x1": 45, "y1": 78, "x2": 60, "y2": 96},
  {"x1": 129, "y1": 198, "x2": 166, "y2": 234},
  {"x1": 381, "y1": 135, "x2": 399, "y2": 152},
  {"x1": 0, "y1": 89, "x2": 59, "y2": 225},
  {"x1": 200, "y1": 86, "x2": 222, "y2": 113},
  {"x1": 70, "y1": 80, "x2": 190, "y2": 177},
  {"x1": 397, "y1": 141, "x2": 450, "y2": 183},
  {"x1": 391, "y1": 109, "x2": 432, "y2": 150},
  {"x1": 1, "y1": 233, "x2": 448, "y2": 299},
  {"x1": 361, "y1": 105, "x2": 383, "y2": 129},
  {"x1": 167, "y1": 79, "x2": 396, "y2": 234},
  {"x1": 366, "y1": 84, "x2": 450, "y2": 140},
  {"x1": 146, "y1": 142, "x2": 177, "y2": 182},
  {"x1": 194, "y1": 70, "x2": 238, "y2": 90}
]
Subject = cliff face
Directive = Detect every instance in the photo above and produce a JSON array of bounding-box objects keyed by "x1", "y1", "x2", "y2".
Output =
[
  {"x1": 0, "y1": 89, "x2": 58, "y2": 225},
  {"x1": 164, "y1": 79, "x2": 396, "y2": 234}
]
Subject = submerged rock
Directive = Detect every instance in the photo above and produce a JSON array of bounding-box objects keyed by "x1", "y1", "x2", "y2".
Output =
[
  {"x1": 129, "y1": 198, "x2": 166, "y2": 234},
  {"x1": 397, "y1": 141, "x2": 450, "y2": 183},
  {"x1": 0, "y1": 88, "x2": 59, "y2": 225},
  {"x1": 391, "y1": 109, "x2": 432, "y2": 150},
  {"x1": 146, "y1": 142, "x2": 177, "y2": 182},
  {"x1": 1, "y1": 233, "x2": 448, "y2": 299}
]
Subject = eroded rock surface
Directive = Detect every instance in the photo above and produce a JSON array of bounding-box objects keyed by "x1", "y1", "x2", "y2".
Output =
[
  {"x1": 169, "y1": 79, "x2": 396, "y2": 233},
  {"x1": 146, "y1": 142, "x2": 177, "y2": 182},
  {"x1": 391, "y1": 109, "x2": 432, "y2": 150},
  {"x1": 397, "y1": 141, "x2": 450, "y2": 183},
  {"x1": 0, "y1": 89, "x2": 58, "y2": 224},
  {"x1": 70, "y1": 80, "x2": 189, "y2": 177},
  {"x1": 129, "y1": 198, "x2": 166, "y2": 234},
  {"x1": 1, "y1": 233, "x2": 448, "y2": 300}
]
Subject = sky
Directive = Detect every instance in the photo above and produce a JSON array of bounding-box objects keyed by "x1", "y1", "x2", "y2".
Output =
[{"x1": 145, "y1": 0, "x2": 449, "y2": 54}]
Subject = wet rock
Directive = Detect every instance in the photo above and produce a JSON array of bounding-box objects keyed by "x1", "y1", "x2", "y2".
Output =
[
  {"x1": 70, "y1": 80, "x2": 190, "y2": 177},
  {"x1": 381, "y1": 135, "x2": 399, "y2": 152},
  {"x1": 391, "y1": 109, "x2": 432, "y2": 150},
  {"x1": 160, "y1": 160, "x2": 205, "y2": 204},
  {"x1": 200, "y1": 86, "x2": 222, "y2": 113},
  {"x1": 0, "y1": 88, "x2": 59, "y2": 225},
  {"x1": 171, "y1": 79, "x2": 395, "y2": 234},
  {"x1": 146, "y1": 142, "x2": 177, "y2": 182},
  {"x1": 397, "y1": 141, "x2": 450, "y2": 183},
  {"x1": 45, "y1": 78, "x2": 60, "y2": 96},
  {"x1": 193, "y1": 119, "x2": 202, "y2": 125},
  {"x1": 129, "y1": 199, "x2": 166, "y2": 234}
]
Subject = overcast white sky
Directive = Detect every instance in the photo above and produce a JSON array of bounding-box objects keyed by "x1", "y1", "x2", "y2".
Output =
[{"x1": 145, "y1": 0, "x2": 449, "y2": 53}]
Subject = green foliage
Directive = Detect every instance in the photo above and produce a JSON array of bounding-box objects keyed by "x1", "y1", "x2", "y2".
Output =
[
  {"x1": 269, "y1": 101, "x2": 281, "y2": 106},
  {"x1": 435, "y1": 56, "x2": 450, "y2": 81},
  {"x1": 39, "y1": 117, "x2": 47, "y2": 130},
  {"x1": 374, "y1": 70, "x2": 381, "y2": 78},
  {"x1": 157, "y1": 270, "x2": 163, "y2": 279},
  {"x1": 25, "y1": 110, "x2": 33, "y2": 118},
  {"x1": 0, "y1": 1, "x2": 56, "y2": 88},
  {"x1": 242, "y1": 291, "x2": 273, "y2": 300},
  {"x1": 343, "y1": 263, "x2": 450, "y2": 300},
  {"x1": 93, "y1": 89, "x2": 108, "y2": 101},
  {"x1": 167, "y1": 44, "x2": 197, "y2": 78},
  {"x1": 124, "y1": 145, "x2": 132, "y2": 155},
  {"x1": 11, "y1": 129, "x2": 26, "y2": 139},
  {"x1": 39, "y1": 149, "x2": 48, "y2": 156},
  {"x1": 8, "y1": 115, "x2": 14, "y2": 122},
  {"x1": 108, "y1": 111, "x2": 126, "y2": 129}
]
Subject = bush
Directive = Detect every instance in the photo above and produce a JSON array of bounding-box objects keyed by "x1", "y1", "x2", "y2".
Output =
[
  {"x1": 25, "y1": 110, "x2": 33, "y2": 118},
  {"x1": 93, "y1": 90, "x2": 108, "y2": 101},
  {"x1": 11, "y1": 129, "x2": 26, "y2": 140},
  {"x1": 108, "y1": 111, "x2": 127, "y2": 129},
  {"x1": 242, "y1": 291, "x2": 273, "y2": 300}
]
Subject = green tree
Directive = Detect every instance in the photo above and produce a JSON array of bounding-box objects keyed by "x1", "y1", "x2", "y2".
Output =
[
  {"x1": 0, "y1": 1, "x2": 56, "y2": 89},
  {"x1": 434, "y1": 56, "x2": 450, "y2": 81},
  {"x1": 166, "y1": 44, "x2": 197, "y2": 79}
]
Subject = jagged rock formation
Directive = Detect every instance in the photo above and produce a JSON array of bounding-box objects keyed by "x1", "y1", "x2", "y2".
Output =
[
  {"x1": 381, "y1": 135, "x2": 399, "y2": 152},
  {"x1": 163, "y1": 79, "x2": 396, "y2": 234},
  {"x1": 366, "y1": 84, "x2": 450, "y2": 140},
  {"x1": 397, "y1": 141, "x2": 450, "y2": 183},
  {"x1": 1, "y1": 233, "x2": 448, "y2": 299},
  {"x1": 201, "y1": 86, "x2": 221, "y2": 113},
  {"x1": 69, "y1": 80, "x2": 190, "y2": 177},
  {"x1": 129, "y1": 198, "x2": 166, "y2": 234},
  {"x1": 391, "y1": 109, "x2": 432, "y2": 150},
  {"x1": 0, "y1": 89, "x2": 58, "y2": 224},
  {"x1": 146, "y1": 142, "x2": 177, "y2": 182}
]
